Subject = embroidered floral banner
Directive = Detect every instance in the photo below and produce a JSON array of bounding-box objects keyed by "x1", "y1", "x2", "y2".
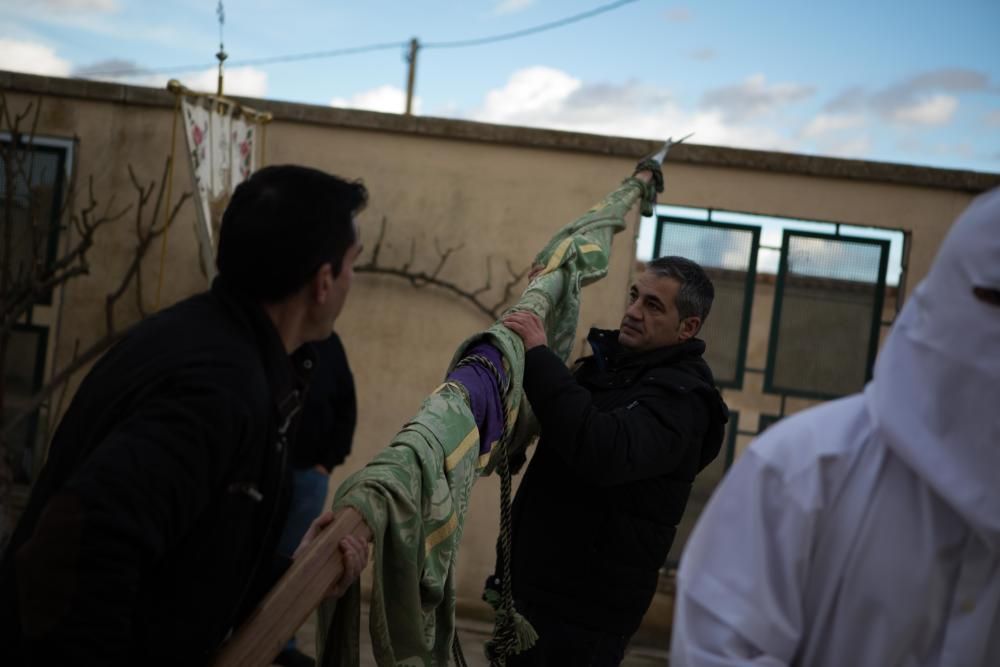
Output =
[{"x1": 181, "y1": 95, "x2": 260, "y2": 280}]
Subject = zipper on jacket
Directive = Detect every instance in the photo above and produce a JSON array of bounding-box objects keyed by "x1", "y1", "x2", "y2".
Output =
[
  {"x1": 222, "y1": 389, "x2": 298, "y2": 641},
  {"x1": 227, "y1": 482, "x2": 264, "y2": 502}
]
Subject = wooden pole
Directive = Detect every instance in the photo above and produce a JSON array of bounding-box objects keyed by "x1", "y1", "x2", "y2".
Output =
[
  {"x1": 405, "y1": 37, "x2": 419, "y2": 116},
  {"x1": 212, "y1": 508, "x2": 372, "y2": 667}
]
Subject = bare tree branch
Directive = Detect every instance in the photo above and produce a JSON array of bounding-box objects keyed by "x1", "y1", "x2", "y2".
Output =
[
  {"x1": 491, "y1": 259, "x2": 530, "y2": 315},
  {"x1": 355, "y1": 217, "x2": 528, "y2": 321},
  {"x1": 368, "y1": 216, "x2": 387, "y2": 267},
  {"x1": 1, "y1": 140, "x2": 191, "y2": 444},
  {"x1": 0, "y1": 164, "x2": 133, "y2": 340},
  {"x1": 106, "y1": 158, "x2": 188, "y2": 334}
]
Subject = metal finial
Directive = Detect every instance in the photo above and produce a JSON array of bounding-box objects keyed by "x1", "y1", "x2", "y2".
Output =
[{"x1": 215, "y1": 0, "x2": 227, "y2": 96}]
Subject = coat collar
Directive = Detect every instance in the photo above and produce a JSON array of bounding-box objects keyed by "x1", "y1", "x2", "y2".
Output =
[
  {"x1": 210, "y1": 276, "x2": 315, "y2": 423},
  {"x1": 585, "y1": 327, "x2": 707, "y2": 372}
]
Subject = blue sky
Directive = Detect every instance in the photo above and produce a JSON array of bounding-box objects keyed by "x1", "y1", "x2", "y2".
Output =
[{"x1": 2, "y1": 0, "x2": 998, "y2": 173}]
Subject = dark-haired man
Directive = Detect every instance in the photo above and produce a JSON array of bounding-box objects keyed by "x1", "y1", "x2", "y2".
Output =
[
  {"x1": 498, "y1": 256, "x2": 729, "y2": 666},
  {"x1": 0, "y1": 165, "x2": 369, "y2": 665}
]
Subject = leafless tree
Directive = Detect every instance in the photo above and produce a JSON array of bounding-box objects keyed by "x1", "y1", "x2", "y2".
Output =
[
  {"x1": 357, "y1": 215, "x2": 529, "y2": 321},
  {"x1": 0, "y1": 94, "x2": 190, "y2": 551}
]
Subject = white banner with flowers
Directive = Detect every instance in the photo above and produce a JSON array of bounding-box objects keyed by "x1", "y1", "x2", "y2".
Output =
[{"x1": 181, "y1": 95, "x2": 259, "y2": 280}]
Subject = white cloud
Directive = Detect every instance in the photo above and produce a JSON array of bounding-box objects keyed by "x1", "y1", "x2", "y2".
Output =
[
  {"x1": 665, "y1": 7, "x2": 692, "y2": 22},
  {"x1": 330, "y1": 85, "x2": 420, "y2": 115},
  {"x1": 801, "y1": 112, "x2": 867, "y2": 138},
  {"x1": 898, "y1": 138, "x2": 975, "y2": 160},
  {"x1": 889, "y1": 94, "x2": 958, "y2": 126},
  {"x1": 689, "y1": 48, "x2": 716, "y2": 62},
  {"x1": 73, "y1": 58, "x2": 137, "y2": 77},
  {"x1": 826, "y1": 69, "x2": 991, "y2": 127},
  {"x1": 475, "y1": 66, "x2": 581, "y2": 125},
  {"x1": 79, "y1": 65, "x2": 269, "y2": 98},
  {"x1": 470, "y1": 66, "x2": 797, "y2": 152},
  {"x1": 38, "y1": 0, "x2": 118, "y2": 10},
  {"x1": 821, "y1": 136, "x2": 873, "y2": 158},
  {"x1": 798, "y1": 111, "x2": 871, "y2": 159},
  {"x1": 184, "y1": 67, "x2": 268, "y2": 98},
  {"x1": 492, "y1": 0, "x2": 534, "y2": 15},
  {"x1": 0, "y1": 38, "x2": 72, "y2": 77},
  {"x1": 1, "y1": 4, "x2": 183, "y2": 46},
  {"x1": 701, "y1": 74, "x2": 815, "y2": 121}
]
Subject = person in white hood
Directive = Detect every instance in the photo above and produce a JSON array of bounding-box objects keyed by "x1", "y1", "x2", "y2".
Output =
[{"x1": 670, "y1": 187, "x2": 1000, "y2": 667}]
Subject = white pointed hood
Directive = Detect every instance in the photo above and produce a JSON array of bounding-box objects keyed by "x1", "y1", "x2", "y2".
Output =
[{"x1": 866, "y1": 187, "x2": 1000, "y2": 550}]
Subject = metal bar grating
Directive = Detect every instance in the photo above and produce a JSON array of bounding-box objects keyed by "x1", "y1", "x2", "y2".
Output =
[
  {"x1": 654, "y1": 217, "x2": 759, "y2": 389},
  {"x1": 765, "y1": 231, "x2": 890, "y2": 399}
]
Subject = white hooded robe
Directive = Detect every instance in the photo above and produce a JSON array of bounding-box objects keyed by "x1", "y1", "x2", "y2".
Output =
[{"x1": 671, "y1": 187, "x2": 1000, "y2": 667}]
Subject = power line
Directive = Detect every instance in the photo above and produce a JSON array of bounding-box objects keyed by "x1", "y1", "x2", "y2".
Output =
[
  {"x1": 423, "y1": 0, "x2": 639, "y2": 49},
  {"x1": 81, "y1": 41, "x2": 409, "y2": 77},
  {"x1": 80, "y1": 0, "x2": 641, "y2": 78}
]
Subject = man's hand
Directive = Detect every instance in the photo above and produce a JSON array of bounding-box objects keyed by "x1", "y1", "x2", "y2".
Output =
[
  {"x1": 293, "y1": 509, "x2": 371, "y2": 599},
  {"x1": 503, "y1": 311, "x2": 547, "y2": 350}
]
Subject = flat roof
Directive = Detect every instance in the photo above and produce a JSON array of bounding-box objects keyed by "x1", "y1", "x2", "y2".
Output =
[{"x1": 3, "y1": 69, "x2": 998, "y2": 194}]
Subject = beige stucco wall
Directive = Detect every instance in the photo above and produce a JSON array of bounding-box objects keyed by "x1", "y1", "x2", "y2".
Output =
[{"x1": 3, "y1": 71, "x2": 998, "y2": 646}]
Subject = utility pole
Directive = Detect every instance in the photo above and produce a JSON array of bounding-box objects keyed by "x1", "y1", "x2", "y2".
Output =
[{"x1": 404, "y1": 37, "x2": 419, "y2": 115}]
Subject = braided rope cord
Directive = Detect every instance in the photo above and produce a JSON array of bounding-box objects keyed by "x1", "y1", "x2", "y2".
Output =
[
  {"x1": 485, "y1": 433, "x2": 518, "y2": 666},
  {"x1": 452, "y1": 630, "x2": 470, "y2": 667}
]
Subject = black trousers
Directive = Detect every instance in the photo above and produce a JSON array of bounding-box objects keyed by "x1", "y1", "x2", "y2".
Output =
[{"x1": 505, "y1": 600, "x2": 630, "y2": 667}]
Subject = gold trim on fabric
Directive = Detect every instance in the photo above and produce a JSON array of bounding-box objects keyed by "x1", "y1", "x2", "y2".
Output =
[
  {"x1": 540, "y1": 237, "x2": 574, "y2": 276},
  {"x1": 425, "y1": 512, "x2": 459, "y2": 553},
  {"x1": 578, "y1": 243, "x2": 602, "y2": 254},
  {"x1": 478, "y1": 449, "x2": 493, "y2": 468},
  {"x1": 445, "y1": 428, "x2": 479, "y2": 471}
]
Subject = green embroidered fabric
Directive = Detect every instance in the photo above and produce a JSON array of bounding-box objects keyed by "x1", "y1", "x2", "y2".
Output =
[{"x1": 317, "y1": 174, "x2": 649, "y2": 667}]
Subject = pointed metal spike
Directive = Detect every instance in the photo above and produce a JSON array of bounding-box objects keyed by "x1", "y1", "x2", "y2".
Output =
[
  {"x1": 646, "y1": 133, "x2": 693, "y2": 166},
  {"x1": 648, "y1": 141, "x2": 672, "y2": 165}
]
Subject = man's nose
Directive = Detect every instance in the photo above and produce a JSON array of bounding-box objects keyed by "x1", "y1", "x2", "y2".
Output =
[{"x1": 624, "y1": 301, "x2": 642, "y2": 320}]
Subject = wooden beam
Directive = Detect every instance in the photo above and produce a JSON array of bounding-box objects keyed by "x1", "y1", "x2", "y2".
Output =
[{"x1": 212, "y1": 508, "x2": 372, "y2": 667}]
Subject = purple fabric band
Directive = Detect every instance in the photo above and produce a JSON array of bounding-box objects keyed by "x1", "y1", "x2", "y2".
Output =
[{"x1": 446, "y1": 342, "x2": 507, "y2": 457}]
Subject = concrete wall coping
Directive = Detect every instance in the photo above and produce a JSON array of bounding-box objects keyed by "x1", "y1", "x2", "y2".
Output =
[{"x1": 4, "y1": 69, "x2": 998, "y2": 194}]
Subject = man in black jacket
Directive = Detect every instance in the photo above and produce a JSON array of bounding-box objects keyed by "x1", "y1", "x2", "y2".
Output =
[
  {"x1": 0, "y1": 165, "x2": 369, "y2": 665},
  {"x1": 501, "y1": 255, "x2": 728, "y2": 666}
]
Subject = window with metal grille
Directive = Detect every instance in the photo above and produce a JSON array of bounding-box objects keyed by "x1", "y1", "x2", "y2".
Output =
[
  {"x1": 0, "y1": 142, "x2": 69, "y2": 304},
  {"x1": 653, "y1": 218, "x2": 759, "y2": 389},
  {"x1": 764, "y1": 231, "x2": 890, "y2": 399},
  {"x1": 1, "y1": 137, "x2": 71, "y2": 485},
  {"x1": 2, "y1": 326, "x2": 49, "y2": 483}
]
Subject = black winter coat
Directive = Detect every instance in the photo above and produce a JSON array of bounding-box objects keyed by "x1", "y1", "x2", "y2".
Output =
[
  {"x1": 510, "y1": 329, "x2": 728, "y2": 636},
  {"x1": 0, "y1": 278, "x2": 310, "y2": 666},
  {"x1": 291, "y1": 332, "x2": 356, "y2": 471}
]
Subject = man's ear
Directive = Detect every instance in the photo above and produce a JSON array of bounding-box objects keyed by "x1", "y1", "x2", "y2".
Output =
[
  {"x1": 678, "y1": 316, "x2": 701, "y2": 341},
  {"x1": 311, "y1": 262, "x2": 334, "y2": 304}
]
